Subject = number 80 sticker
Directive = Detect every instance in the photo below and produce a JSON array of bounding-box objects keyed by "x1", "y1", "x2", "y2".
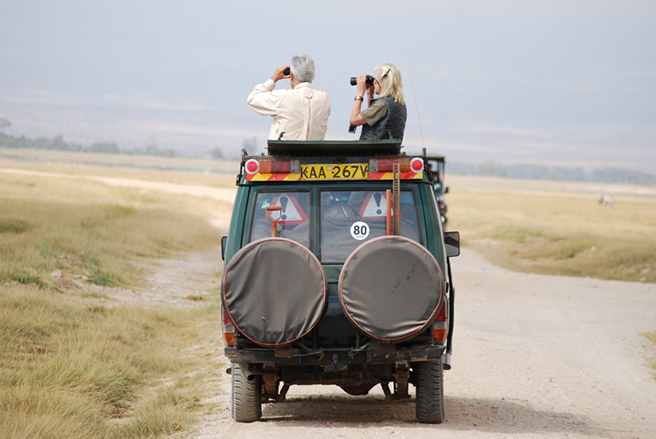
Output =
[{"x1": 350, "y1": 221, "x2": 370, "y2": 240}]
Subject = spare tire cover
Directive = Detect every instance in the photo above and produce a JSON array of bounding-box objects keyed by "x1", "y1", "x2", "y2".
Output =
[
  {"x1": 222, "y1": 238, "x2": 326, "y2": 346},
  {"x1": 339, "y1": 236, "x2": 443, "y2": 342}
]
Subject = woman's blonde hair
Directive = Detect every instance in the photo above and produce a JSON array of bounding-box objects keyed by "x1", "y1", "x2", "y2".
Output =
[{"x1": 375, "y1": 63, "x2": 404, "y2": 106}]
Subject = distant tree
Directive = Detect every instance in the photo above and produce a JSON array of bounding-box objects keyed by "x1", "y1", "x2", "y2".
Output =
[
  {"x1": 51, "y1": 135, "x2": 67, "y2": 150},
  {"x1": 90, "y1": 142, "x2": 119, "y2": 154},
  {"x1": 476, "y1": 161, "x2": 506, "y2": 177},
  {"x1": 145, "y1": 144, "x2": 159, "y2": 155},
  {"x1": 0, "y1": 118, "x2": 10, "y2": 131},
  {"x1": 210, "y1": 147, "x2": 224, "y2": 160}
]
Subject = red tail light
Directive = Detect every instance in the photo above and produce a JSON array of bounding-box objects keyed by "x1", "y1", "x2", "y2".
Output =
[
  {"x1": 410, "y1": 157, "x2": 424, "y2": 173},
  {"x1": 372, "y1": 157, "x2": 411, "y2": 173},
  {"x1": 222, "y1": 308, "x2": 235, "y2": 346},
  {"x1": 432, "y1": 300, "x2": 448, "y2": 343},
  {"x1": 258, "y1": 159, "x2": 300, "y2": 174},
  {"x1": 369, "y1": 157, "x2": 423, "y2": 174},
  {"x1": 245, "y1": 159, "x2": 259, "y2": 174}
]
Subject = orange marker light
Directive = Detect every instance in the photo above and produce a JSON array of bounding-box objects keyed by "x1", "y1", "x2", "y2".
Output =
[{"x1": 433, "y1": 327, "x2": 447, "y2": 342}]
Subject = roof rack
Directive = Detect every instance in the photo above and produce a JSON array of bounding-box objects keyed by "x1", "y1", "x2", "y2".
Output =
[{"x1": 266, "y1": 140, "x2": 402, "y2": 157}]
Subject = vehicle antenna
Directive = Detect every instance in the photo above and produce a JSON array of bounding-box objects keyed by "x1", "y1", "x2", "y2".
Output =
[{"x1": 402, "y1": 35, "x2": 425, "y2": 149}]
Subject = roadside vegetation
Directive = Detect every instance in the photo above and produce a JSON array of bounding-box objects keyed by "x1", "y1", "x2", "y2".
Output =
[
  {"x1": 0, "y1": 146, "x2": 236, "y2": 177},
  {"x1": 0, "y1": 165, "x2": 225, "y2": 438},
  {"x1": 645, "y1": 332, "x2": 656, "y2": 380},
  {"x1": 446, "y1": 175, "x2": 656, "y2": 284}
]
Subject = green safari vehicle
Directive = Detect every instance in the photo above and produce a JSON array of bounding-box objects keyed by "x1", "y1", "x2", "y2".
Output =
[{"x1": 221, "y1": 140, "x2": 459, "y2": 423}]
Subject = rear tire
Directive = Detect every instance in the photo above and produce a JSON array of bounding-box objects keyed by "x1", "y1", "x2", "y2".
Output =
[
  {"x1": 415, "y1": 360, "x2": 445, "y2": 424},
  {"x1": 231, "y1": 363, "x2": 262, "y2": 422}
]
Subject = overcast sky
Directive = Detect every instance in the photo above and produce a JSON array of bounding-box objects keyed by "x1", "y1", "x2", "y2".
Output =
[{"x1": 1, "y1": 0, "x2": 655, "y2": 170}]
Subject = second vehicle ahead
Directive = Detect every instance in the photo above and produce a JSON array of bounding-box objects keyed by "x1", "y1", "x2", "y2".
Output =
[{"x1": 426, "y1": 155, "x2": 449, "y2": 225}]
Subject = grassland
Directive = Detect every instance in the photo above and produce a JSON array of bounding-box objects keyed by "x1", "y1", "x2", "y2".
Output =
[
  {"x1": 445, "y1": 175, "x2": 656, "y2": 284},
  {"x1": 1, "y1": 158, "x2": 228, "y2": 439},
  {"x1": 0, "y1": 147, "x2": 236, "y2": 175}
]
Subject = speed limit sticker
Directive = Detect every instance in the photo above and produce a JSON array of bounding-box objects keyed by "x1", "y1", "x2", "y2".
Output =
[{"x1": 350, "y1": 221, "x2": 370, "y2": 240}]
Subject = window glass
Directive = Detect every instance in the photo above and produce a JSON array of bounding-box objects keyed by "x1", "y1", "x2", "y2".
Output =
[
  {"x1": 250, "y1": 191, "x2": 310, "y2": 248},
  {"x1": 320, "y1": 190, "x2": 420, "y2": 263}
]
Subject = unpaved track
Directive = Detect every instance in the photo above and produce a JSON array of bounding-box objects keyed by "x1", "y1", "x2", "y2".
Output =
[{"x1": 190, "y1": 249, "x2": 656, "y2": 439}]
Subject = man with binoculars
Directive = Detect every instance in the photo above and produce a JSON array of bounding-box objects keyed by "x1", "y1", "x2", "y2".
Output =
[
  {"x1": 349, "y1": 63, "x2": 407, "y2": 141},
  {"x1": 247, "y1": 55, "x2": 331, "y2": 141}
]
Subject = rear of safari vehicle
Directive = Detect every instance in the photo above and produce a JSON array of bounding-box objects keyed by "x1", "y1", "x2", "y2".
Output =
[{"x1": 221, "y1": 140, "x2": 458, "y2": 424}]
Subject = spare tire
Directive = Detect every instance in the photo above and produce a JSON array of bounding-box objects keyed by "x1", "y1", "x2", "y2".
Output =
[
  {"x1": 339, "y1": 236, "x2": 443, "y2": 342},
  {"x1": 222, "y1": 238, "x2": 326, "y2": 346}
]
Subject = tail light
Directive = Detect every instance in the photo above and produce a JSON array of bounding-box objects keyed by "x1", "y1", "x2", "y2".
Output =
[
  {"x1": 432, "y1": 299, "x2": 448, "y2": 343},
  {"x1": 222, "y1": 307, "x2": 235, "y2": 346},
  {"x1": 370, "y1": 157, "x2": 424, "y2": 173},
  {"x1": 245, "y1": 159, "x2": 300, "y2": 174}
]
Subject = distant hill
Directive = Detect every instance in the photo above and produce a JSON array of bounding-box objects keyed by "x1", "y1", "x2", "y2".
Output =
[{"x1": 448, "y1": 161, "x2": 656, "y2": 185}]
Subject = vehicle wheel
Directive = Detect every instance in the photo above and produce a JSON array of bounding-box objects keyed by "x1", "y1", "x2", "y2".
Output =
[
  {"x1": 231, "y1": 363, "x2": 262, "y2": 422},
  {"x1": 415, "y1": 360, "x2": 445, "y2": 424}
]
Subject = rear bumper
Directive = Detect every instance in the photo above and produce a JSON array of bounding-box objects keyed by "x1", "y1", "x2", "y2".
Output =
[{"x1": 224, "y1": 344, "x2": 444, "y2": 367}]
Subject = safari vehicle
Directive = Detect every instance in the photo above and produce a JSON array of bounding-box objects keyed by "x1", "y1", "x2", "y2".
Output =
[
  {"x1": 221, "y1": 140, "x2": 459, "y2": 424},
  {"x1": 425, "y1": 155, "x2": 449, "y2": 225}
]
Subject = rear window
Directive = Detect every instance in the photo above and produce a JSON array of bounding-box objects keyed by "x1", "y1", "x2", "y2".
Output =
[
  {"x1": 320, "y1": 190, "x2": 420, "y2": 263},
  {"x1": 249, "y1": 191, "x2": 310, "y2": 248}
]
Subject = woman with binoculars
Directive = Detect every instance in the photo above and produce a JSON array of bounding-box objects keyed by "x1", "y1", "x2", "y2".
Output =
[{"x1": 349, "y1": 63, "x2": 407, "y2": 141}]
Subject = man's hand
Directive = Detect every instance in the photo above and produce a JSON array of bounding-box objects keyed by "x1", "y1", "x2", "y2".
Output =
[{"x1": 271, "y1": 65, "x2": 291, "y2": 83}]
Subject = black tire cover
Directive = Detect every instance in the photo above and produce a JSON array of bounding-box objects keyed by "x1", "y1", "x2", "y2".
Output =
[
  {"x1": 339, "y1": 236, "x2": 443, "y2": 342},
  {"x1": 222, "y1": 238, "x2": 326, "y2": 346}
]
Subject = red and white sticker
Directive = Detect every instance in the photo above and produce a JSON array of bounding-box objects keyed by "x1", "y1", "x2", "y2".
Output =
[
  {"x1": 358, "y1": 192, "x2": 387, "y2": 218},
  {"x1": 266, "y1": 194, "x2": 308, "y2": 225}
]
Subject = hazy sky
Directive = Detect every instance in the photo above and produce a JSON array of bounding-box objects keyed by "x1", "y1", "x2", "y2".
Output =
[{"x1": 1, "y1": 0, "x2": 655, "y2": 170}]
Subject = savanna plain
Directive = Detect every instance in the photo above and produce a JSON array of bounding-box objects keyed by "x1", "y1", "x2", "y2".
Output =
[{"x1": 1, "y1": 149, "x2": 655, "y2": 438}]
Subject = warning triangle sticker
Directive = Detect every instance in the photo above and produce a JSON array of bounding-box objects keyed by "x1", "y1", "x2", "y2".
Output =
[
  {"x1": 359, "y1": 192, "x2": 388, "y2": 218},
  {"x1": 266, "y1": 194, "x2": 308, "y2": 225}
]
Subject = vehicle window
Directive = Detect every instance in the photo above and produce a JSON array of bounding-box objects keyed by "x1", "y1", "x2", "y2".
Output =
[
  {"x1": 320, "y1": 190, "x2": 420, "y2": 263},
  {"x1": 249, "y1": 191, "x2": 310, "y2": 248}
]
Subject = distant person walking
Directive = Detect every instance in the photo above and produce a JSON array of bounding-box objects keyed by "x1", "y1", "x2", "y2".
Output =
[
  {"x1": 247, "y1": 55, "x2": 331, "y2": 141},
  {"x1": 349, "y1": 62, "x2": 407, "y2": 141}
]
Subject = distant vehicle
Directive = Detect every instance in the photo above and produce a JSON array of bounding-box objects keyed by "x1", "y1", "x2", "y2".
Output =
[
  {"x1": 221, "y1": 140, "x2": 459, "y2": 424},
  {"x1": 425, "y1": 155, "x2": 449, "y2": 225}
]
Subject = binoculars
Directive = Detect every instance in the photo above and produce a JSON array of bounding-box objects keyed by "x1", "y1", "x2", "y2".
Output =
[{"x1": 350, "y1": 75, "x2": 375, "y2": 86}]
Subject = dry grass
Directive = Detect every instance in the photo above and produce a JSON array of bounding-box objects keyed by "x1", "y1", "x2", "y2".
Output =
[
  {"x1": 446, "y1": 175, "x2": 656, "y2": 283},
  {"x1": 1, "y1": 284, "x2": 222, "y2": 439},
  {"x1": 645, "y1": 332, "x2": 656, "y2": 380},
  {"x1": 0, "y1": 147, "x2": 238, "y2": 178},
  {"x1": 0, "y1": 161, "x2": 226, "y2": 439},
  {"x1": 0, "y1": 173, "x2": 219, "y2": 289}
]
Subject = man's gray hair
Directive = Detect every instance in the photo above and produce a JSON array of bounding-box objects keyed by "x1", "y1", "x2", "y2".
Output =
[{"x1": 290, "y1": 55, "x2": 315, "y2": 83}]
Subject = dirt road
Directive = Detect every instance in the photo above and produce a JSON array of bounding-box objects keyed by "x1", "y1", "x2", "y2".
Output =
[{"x1": 189, "y1": 248, "x2": 656, "y2": 439}]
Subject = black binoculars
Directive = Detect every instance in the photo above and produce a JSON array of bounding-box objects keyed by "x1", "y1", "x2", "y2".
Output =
[{"x1": 350, "y1": 75, "x2": 375, "y2": 86}]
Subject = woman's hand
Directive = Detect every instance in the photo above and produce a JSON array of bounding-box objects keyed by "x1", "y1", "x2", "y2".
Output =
[
  {"x1": 355, "y1": 75, "x2": 369, "y2": 96},
  {"x1": 356, "y1": 75, "x2": 375, "y2": 103},
  {"x1": 350, "y1": 76, "x2": 369, "y2": 127}
]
